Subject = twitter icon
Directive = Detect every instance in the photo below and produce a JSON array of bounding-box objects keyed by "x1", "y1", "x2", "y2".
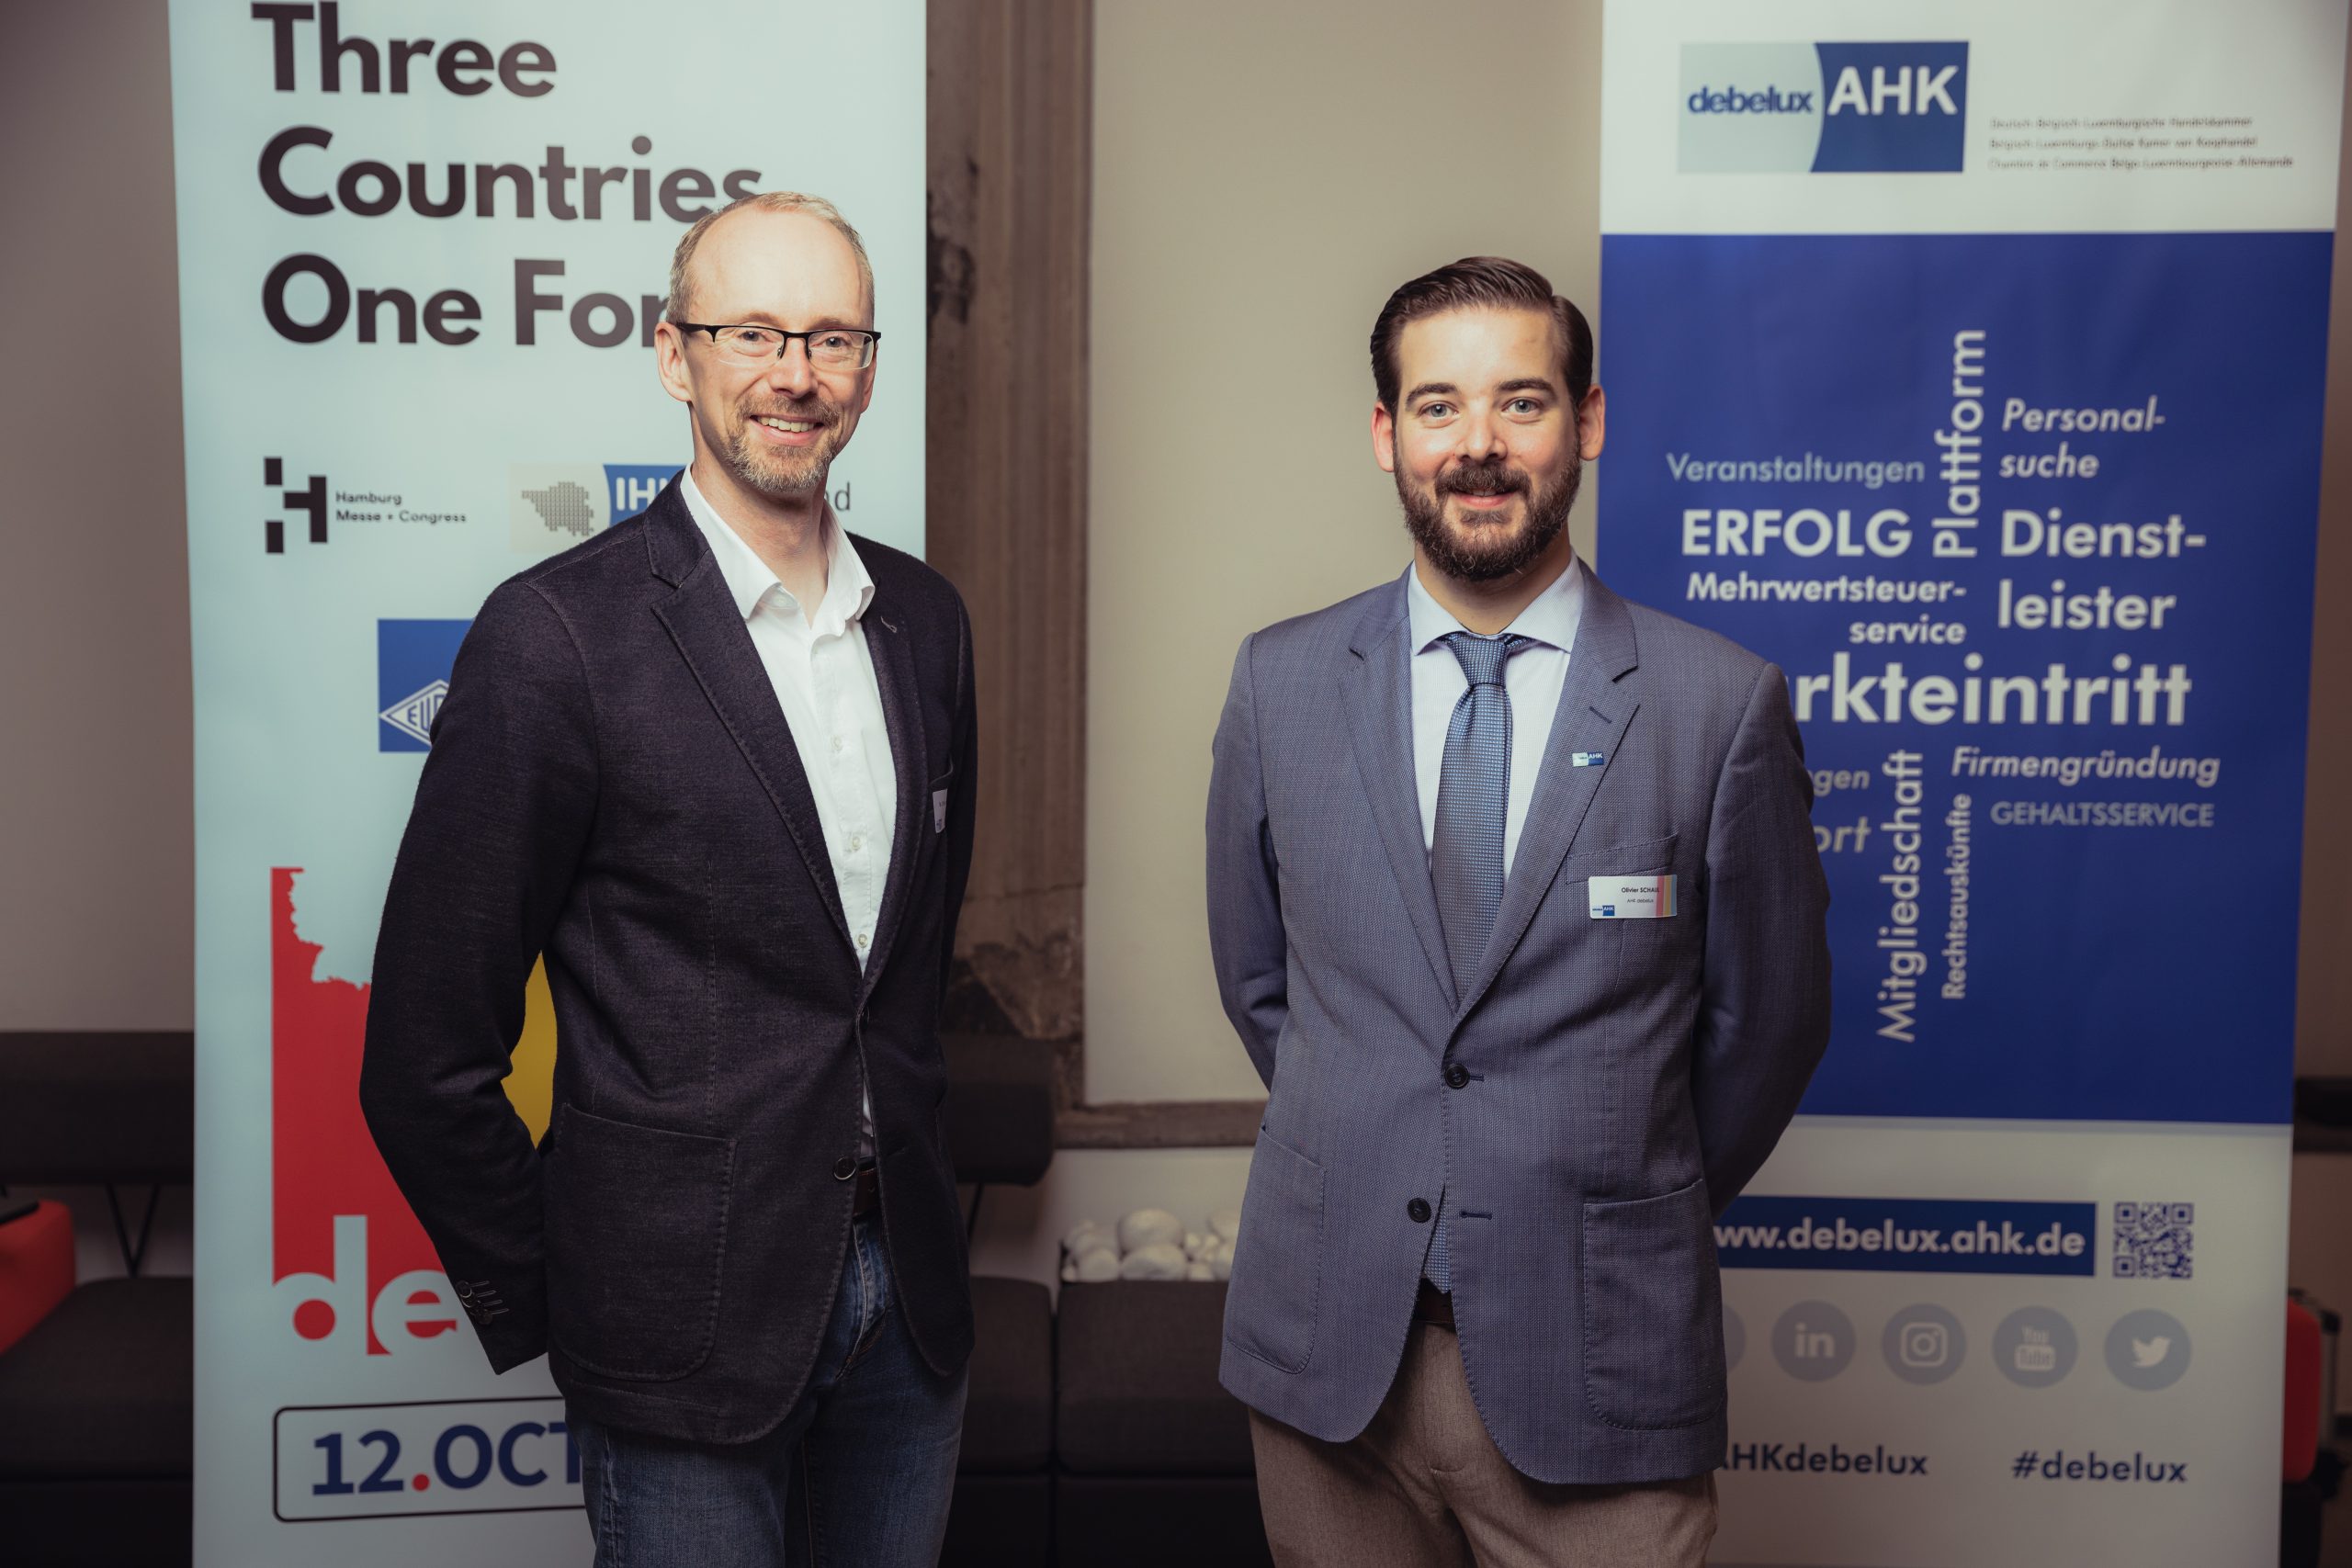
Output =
[{"x1": 2107, "y1": 1311, "x2": 2190, "y2": 1390}]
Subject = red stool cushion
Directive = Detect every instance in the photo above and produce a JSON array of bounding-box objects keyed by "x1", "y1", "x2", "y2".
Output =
[
  {"x1": 0, "y1": 1201, "x2": 76, "y2": 1357},
  {"x1": 2284, "y1": 1297, "x2": 2323, "y2": 1483}
]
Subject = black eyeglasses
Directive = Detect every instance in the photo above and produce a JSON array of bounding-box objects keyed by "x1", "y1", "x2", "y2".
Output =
[{"x1": 675, "y1": 322, "x2": 880, "y2": 370}]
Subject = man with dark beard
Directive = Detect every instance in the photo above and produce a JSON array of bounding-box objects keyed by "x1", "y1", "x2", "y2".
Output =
[
  {"x1": 363, "y1": 193, "x2": 979, "y2": 1568},
  {"x1": 1205, "y1": 257, "x2": 1831, "y2": 1566}
]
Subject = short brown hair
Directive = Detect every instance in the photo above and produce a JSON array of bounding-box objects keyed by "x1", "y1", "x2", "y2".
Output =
[
  {"x1": 1370, "y1": 256, "x2": 1593, "y2": 412},
  {"x1": 663, "y1": 190, "x2": 875, "y2": 324}
]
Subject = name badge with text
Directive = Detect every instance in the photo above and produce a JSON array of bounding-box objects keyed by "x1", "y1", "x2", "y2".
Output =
[{"x1": 1590, "y1": 874, "x2": 1678, "y2": 919}]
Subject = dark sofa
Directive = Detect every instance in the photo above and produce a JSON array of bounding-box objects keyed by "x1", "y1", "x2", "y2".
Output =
[{"x1": 0, "y1": 1032, "x2": 195, "y2": 1567}]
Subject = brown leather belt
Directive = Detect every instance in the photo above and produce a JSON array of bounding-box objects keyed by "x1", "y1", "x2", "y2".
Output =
[
  {"x1": 850, "y1": 1162, "x2": 881, "y2": 1219},
  {"x1": 1413, "y1": 1278, "x2": 1456, "y2": 1330}
]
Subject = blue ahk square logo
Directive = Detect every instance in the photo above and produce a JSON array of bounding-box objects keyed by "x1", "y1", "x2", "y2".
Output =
[
  {"x1": 378, "y1": 619, "x2": 472, "y2": 751},
  {"x1": 508, "y1": 463, "x2": 679, "y2": 553},
  {"x1": 1679, "y1": 42, "x2": 1967, "y2": 173}
]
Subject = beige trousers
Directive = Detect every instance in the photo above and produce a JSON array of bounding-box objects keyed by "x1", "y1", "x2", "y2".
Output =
[{"x1": 1250, "y1": 1324, "x2": 1717, "y2": 1568}]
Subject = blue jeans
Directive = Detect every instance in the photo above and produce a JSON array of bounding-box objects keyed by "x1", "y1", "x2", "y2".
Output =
[{"x1": 571, "y1": 1214, "x2": 968, "y2": 1568}]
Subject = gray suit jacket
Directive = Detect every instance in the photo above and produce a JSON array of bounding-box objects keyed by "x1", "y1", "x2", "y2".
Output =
[{"x1": 1206, "y1": 565, "x2": 1830, "y2": 1484}]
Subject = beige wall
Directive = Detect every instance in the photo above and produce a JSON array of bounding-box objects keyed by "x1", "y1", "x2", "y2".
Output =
[
  {"x1": 0, "y1": 1, "x2": 191, "y2": 1031},
  {"x1": 1085, "y1": 0, "x2": 1606, "y2": 1103}
]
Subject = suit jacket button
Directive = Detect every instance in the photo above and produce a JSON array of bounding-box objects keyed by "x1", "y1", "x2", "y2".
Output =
[
  {"x1": 833, "y1": 1156, "x2": 858, "y2": 1179},
  {"x1": 1408, "y1": 1198, "x2": 1431, "y2": 1223},
  {"x1": 1443, "y1": 1064, "x2": 1470, "y2": 1089}
]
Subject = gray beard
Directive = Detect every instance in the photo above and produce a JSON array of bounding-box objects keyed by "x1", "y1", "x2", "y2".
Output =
[
  {"x1": 1397, "y1": 451, "x2": 1580, "y2": 583},
  {"x1": 719, "y1": 406, "x2": 842, "y2": 499}
]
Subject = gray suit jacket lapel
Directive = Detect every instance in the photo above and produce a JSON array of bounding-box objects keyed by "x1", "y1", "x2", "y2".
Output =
[
  {"x1": 1455, "y1": 570, "x2": 1642, "y2": 1021},
  {"x1": 1340, "y1": 575, "x2": 1457, "y2": 1011}
]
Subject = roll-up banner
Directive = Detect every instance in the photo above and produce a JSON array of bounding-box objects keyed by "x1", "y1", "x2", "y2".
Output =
[
  {"x1": 169, "y1": 4, "x2": 923, "y2": 1560},
  {"x1": 1600, "y1": 4, "x2": 2342, "y2": 1562}
]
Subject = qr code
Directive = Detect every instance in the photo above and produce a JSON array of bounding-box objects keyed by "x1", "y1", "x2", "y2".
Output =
[{"x1": 2113, "y1": 1201, "x2": 2193, "y2": 1280}]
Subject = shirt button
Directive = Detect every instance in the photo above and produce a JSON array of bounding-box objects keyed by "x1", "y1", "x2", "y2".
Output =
[
  {"x1": 1444, "y1": 1063, "x2": 1470, "y2": 1089},
  {"x1": 833, "y1": 1157, "x2": 857, "y2": 1179},
  {"x1": 831, "y1": 735, "x2": 844, "y2": 753},
  {"x1": 856, "y1": 931, "x2": 870, "y2": 950},
  {"x1": 1408, "y1": 1198, "x2": 1432, "y2": 1224},
  {"x1": 849, "y1": 834, "x2": 865, "y2": 852}
]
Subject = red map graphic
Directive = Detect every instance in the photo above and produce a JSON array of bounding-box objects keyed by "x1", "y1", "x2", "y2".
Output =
[{"x1": 271, "y1": 866, "x2": 443, "y2": 1353}]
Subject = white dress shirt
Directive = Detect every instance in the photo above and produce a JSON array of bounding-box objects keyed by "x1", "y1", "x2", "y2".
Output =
[
  {"x1": 1408, "y1": 555, "x2": 1587, "y2": 877},
  {"x1": 682, "y1": 469, "x2": 896, "y2": 1143}
]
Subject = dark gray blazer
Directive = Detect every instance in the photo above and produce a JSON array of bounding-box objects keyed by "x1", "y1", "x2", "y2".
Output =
[
  {"x1": 361, "y1": 479, "x2": 978, "y2": 1444},
  {"x1": 1206, "y1": 565, "x2": 1830, "y2": 1485}
]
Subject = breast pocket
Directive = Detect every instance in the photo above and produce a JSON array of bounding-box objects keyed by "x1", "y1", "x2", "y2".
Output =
[{"x1": 1561, "y1": 831, "x2": 1679, "y2": 884}]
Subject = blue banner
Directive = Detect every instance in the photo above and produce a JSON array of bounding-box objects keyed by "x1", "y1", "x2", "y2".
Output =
[{"x1": 1600, "y1": 230, "x2": 2327, "y2": 1125}]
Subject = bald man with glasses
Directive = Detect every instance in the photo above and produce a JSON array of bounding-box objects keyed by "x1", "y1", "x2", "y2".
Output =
[{"x1": 364, "y1": 191, "x2": 979, "y2": 1568}]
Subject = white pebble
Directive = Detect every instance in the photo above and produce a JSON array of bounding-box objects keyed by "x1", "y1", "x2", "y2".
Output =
[
  {"x1": 1119, "y1": 1208, "x2": 1186, "y2": 1254},
  {"x1": 1075, "y1": 1247, "x2": 1121, "y2": 1282},
  {"x1": 1119, "y1": 1242, "x2": 1190, "y2": 1280}
]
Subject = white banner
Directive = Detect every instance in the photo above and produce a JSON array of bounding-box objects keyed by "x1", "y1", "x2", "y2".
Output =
[
  {"x1": 171, "y1": 3, "x2": 924, "y2": 1561},
  {"x1": 1599, "y1": 4, "x2": 2343, "y2": 1562}
]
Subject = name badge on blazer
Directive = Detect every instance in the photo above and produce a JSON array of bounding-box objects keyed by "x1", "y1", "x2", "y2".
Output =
[
  {"x1": 1590, "y1": 874, "x2": 1677, "y2": 919},
  {"x1": 933, "y1": 787, "x2": 949, "y2": 834}
]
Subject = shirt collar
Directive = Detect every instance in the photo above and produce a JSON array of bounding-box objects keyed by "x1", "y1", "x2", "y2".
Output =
[
  {"x1": 681, "y1": 465, "x2": 876, "y2": 632},
  {"x1": 1406, "y1": 552, "x2": 1587, "y2": 657}
]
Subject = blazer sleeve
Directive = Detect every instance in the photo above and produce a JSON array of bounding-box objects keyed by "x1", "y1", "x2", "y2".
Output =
[
  {"x1": 359, "y1": 579, "x2": 599, "y2": 1373},
  {"x1": 1691, "y1": 661, "x2": 1832, "y2": 1216},
  {"x1": 1206, "y1": 632, "x2": 1288, "y2": 1088}
]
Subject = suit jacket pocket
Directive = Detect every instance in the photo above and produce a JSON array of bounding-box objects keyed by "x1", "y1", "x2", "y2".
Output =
[
  {"x1": 545, "y1": 1103, "x2": 735, "y2": 1382},
  {"x1": 1580, "y1": 1175, "x2": 1724, "y2": 1429},
  {"x1": 1559, "y1": 830, "x2": 1679, "y2": 880},
  {"x1": 1224, "y1": 1127, "x2": 1326, "y2": 1373}
]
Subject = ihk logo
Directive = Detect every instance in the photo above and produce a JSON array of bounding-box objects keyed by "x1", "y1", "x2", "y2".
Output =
[
  {"x1": 263, "y1": 456, "x2": 329, "y2": 552},
  {"x1": 378, "y1": 619, "x2": 471, "y2": 751},
  {"x1": 1679, "y1": 42, "x2": 1968, "y2": 173}
]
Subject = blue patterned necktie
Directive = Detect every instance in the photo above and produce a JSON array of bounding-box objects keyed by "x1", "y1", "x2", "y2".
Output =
[{"x1": 1424, "y1": 629, "x2": 1530, "y2": 1292}]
